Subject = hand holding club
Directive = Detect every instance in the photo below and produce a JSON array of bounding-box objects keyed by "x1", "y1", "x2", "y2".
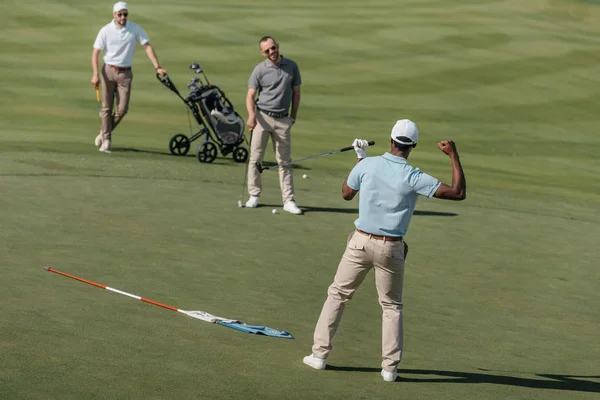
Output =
[
  {"x1": 352, "y1": 138, "x2": 370, "y2": 159},
  {"x1": 246, "y1": 116, "x2": 257, "y2": 130},
  {"x1": 156, "y1": 66, "x2": 168, "y2": 76}
]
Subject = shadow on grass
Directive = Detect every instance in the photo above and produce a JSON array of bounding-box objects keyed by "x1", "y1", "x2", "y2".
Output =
[
  {"x1": 119, "y1": 148, "x2": 313, "y2": 170},
  {"x1": 256, "y1": 205, "x2": 458, "y2": 216},
  {"x1": 121, "y1": 147, "x2": 195, "y2": 157},
  {"x1": 326, "y1": 366, "x2": 599, "y2": 392},
  {"x1": 259, "y1": 205, "x2": 358, "y2": 214},
  {"x1": 259, "y1": 160, "x2": 310, "y2": 171},
  {"x1": 120, "y1": 147, "x2": 242, "y2": 165}
]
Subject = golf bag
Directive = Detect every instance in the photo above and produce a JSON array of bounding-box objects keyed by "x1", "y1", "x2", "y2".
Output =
[{"x1": 157, "y1": 63, "x2": 248, "y2": 163}]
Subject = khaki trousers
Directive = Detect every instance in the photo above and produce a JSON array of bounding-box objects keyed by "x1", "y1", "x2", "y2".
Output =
[
  {"x1": 100, "y1": 65, "x2": 133, "y2": 141},
  {"x1": 312, "y1": 231, "x2": 406, "y2": 372},
  {"x1": 247, "y1": 112, "x2": 295, "y2": 203}
]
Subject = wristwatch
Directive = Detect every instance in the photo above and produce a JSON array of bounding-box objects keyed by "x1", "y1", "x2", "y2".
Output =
[{"x1": 289, "y1": 116, "x2": 295, "y2": 124}]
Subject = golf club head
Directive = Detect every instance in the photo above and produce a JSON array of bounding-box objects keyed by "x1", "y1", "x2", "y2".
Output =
[
  {"x1": 190, "y1": 63, "x2": 203, "y2": 74},
  {"x1": 255, "y1": 162, "x2": 265, "y2": 173}
]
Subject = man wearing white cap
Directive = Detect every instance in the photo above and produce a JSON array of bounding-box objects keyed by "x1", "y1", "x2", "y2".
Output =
[
  {"x1": 91, "y1": 2, "x2": 167, "y2": 153},
  {"x1": 303, "y1": 119, "x2": 466, "y2": 382}
]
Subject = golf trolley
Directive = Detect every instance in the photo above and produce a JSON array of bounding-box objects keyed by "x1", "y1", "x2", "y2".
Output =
[{"x1": 157, "y1": 63, "x2": 248, "y2": 163}]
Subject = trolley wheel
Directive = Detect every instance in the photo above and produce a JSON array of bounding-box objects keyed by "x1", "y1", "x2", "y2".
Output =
[
  {"x1": 232, "y1": 147, "x2": 249, "y2": 163},
  {"x1": 196, "y1": 142, "x2": 218, "y2": 163},
  {"x1": 169, "y1": 134, "x2": 191, "y2": 155}
]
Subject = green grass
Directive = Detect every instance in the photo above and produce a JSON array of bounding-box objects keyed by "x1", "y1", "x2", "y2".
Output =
[{"x1": 1, "y1": 0, "x2": 599, "y2": 399}]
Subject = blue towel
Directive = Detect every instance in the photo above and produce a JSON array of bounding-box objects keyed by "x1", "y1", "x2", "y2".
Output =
[{"x1": 217, "y1": 321, "x2": 294, "y2": 339}]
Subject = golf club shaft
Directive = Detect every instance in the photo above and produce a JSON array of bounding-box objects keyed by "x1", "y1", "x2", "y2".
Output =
[
  {"x1": 258, "y1": 140, "x2": 374, "y2": 172},
  {"x1": 96, "y1": 87, "x2": 102, "y2": 117},
  {"x1": 44, "y1": 267, "x2": 181, "y2": 313},
  {"x1": 239, "y1": 129, "x2": 253, "y2": 204}
]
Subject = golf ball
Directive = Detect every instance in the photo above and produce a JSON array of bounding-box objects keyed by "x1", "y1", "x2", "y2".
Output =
[
  {"x1": 302, "y1": 174, "x2": 308, "y2": 179},
  {"x1": 272, "y1": 208, "x2": 277, "y2": 214}
]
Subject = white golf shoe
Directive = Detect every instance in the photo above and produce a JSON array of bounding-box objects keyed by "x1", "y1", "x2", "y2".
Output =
[
  {"x1": 283, "y1": 200, "x2": 303, "y2": 215},
  {"x1": 95, "y1": 131, "x2": 103, "y2": 147},
  {"x1": 381, "y1": 369, "x2": 398, "y2": 382},
  {"x1": 99, "y1": 139, "x2": 111, "y2": 153},
  {"x1": 303, "y1": 354, "x2": 326, "y2": 370},
  {"x1": 245, "y1": 195, "x2": 260, "y2": 208}
]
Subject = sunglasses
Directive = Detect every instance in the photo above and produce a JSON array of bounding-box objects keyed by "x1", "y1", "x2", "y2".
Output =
[
  {"x1": 117, "y1": 12, "x2": 128, "y2": 17},
  {"x1": 263, "y1": 45, "x2": 277, "y2": 54}
]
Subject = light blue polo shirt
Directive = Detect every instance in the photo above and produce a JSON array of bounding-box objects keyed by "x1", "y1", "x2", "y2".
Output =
[{"x1": 346, "y1": 153, "x2": 441, "y2": 237}]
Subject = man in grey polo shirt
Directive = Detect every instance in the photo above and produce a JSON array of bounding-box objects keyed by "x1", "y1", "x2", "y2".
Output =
[
  {"x1": 91, "y1": 2, "x2": 167, "y2": 153},
  {"x1": 244, "y1": 36, "x2": 303, "y2": 214},
  {"x1": 302, "y1": 119, "x2": 467, "y2": 382}
]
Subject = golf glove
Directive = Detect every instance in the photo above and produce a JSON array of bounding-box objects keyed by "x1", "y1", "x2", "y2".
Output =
[{"x1": 352, "y1": 139, "x2": 369, "y2": 159}]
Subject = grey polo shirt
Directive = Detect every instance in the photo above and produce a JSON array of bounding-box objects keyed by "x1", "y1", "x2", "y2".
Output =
[{"x1": 248, "y1": 56, "x2": 301, "y2": 115}]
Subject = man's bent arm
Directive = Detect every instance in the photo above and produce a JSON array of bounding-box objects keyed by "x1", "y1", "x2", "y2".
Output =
[
  {"x1": 291, "y1": 86, "x2": 300, "y2": 120},
  {"x1": 341, "y1": 158, "x2": 362, "y2": 201},
  {"x1": 143, "y1": 43, "x2": 161, "y2": 69},
  {"x1": 246, "y1": 88, "x2": 257, "y2": 118},
  {"x1": 434, "y1": 153, "x2": 466, "y2": 200},
  {"x1": 92, "y1": 48, "x2": 101, "y2": 78}
]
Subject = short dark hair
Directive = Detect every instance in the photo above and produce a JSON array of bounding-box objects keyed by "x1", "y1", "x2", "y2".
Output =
[
  {"x1": 393, "y1": 139, "x2": 415, "y2": 152},
  {"x1": 259, "y1": 36, "x2": 277, "y2": 45}
]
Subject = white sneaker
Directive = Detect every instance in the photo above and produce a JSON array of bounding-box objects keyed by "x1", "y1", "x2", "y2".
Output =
[
  {"x1": 245, "y1": 195, "x2": 259, "y2": 208},
  {"x1": 283, "y1": 200, "x2": 303, "y2": 215},
  {"x1": 381, "y1": 369, "x2": 398, "y2": 382},
  {"x1": 303, "y1": 354, "x2": 326, "y2": 370},
  {"x1": 99, "y1": 139, "x2": 111, "y2": 153},
  {"x1": 95, "y1": 131, "x2": 103, "y2": 147}
]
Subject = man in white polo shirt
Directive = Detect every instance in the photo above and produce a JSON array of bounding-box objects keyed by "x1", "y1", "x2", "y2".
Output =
[
  {"x1": 302, "y1": 119, "x2": 467, "y2": 382},
  {"x1": 91, "y1": 2, "x2": 167, "y2": 153}
]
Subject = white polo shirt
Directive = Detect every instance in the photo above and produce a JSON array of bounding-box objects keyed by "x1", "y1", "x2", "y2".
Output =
[{"x1": 93, "y1": 20, "x2": 150, "y2": 67}]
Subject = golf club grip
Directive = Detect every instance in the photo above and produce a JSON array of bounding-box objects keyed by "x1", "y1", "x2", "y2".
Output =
[{"x1": 340, "y1": 141, "x2": 375, "y2": 152}]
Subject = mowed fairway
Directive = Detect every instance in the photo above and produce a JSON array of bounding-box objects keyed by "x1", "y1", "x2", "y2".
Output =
[{"x1": 1, "y1": 0, "x2": 599, "y2": 399}]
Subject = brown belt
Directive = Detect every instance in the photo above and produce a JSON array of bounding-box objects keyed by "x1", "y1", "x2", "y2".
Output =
[
  {"x1": 356, "y1": 229, "x2": 403, "y2": 242},
  {"x1": 106, "y1": 64, "x2": 132, "y2": 71}
]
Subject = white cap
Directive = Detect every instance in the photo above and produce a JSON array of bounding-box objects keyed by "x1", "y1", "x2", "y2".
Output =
[
  {"x1": 113, "y1": 2, "x2": 128, "y2": 12},
  {"x1": 391, "y1": 119, "x2": 419, "y2": 145}
]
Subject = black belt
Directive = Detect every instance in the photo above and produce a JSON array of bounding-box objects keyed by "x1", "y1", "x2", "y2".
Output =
[
  {"x1": 258, "y1": 108, "x2": 287, "y2": 119},
  {"x1": 356, "y1": 229, "x2": 403, "y2": 242}
]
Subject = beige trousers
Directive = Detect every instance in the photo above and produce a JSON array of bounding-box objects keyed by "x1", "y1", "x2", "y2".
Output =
[
  {"x1": 247, "y1": 111, "x2": 295, "y2": 203},
  {"x1": 100, "y1": 65, "x2": 133, "y2": 141},
  {"x1": 312, "y1": 231, "x2": 406, "y2": 372}
]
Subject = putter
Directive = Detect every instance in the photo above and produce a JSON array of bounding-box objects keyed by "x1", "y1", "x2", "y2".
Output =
[
  {"x1": 95, "y1": 87, "x2": 101, "y2": 117},
  {"x1": 256, "y1": 141, "x2": 375, "y2": 173},
  {"x1": 238, "y1": 129, "x2": 253, "y2": 208}
]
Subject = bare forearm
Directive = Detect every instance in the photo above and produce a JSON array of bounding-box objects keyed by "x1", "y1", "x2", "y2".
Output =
[
  {"x1": 291, "y1": 90, "x2": 300, "y2": 119},
  {"x1": 341, "y1": 158, "x2": 362, "y2": 200},
  {"x1": 246, "y1": 95, "x2": 256, "y2": 118},
  {"x1": 144, "y1": 45, "x2": 161, "y2": 69},
  {"x1": 91, "y1": 50, "x2": 100, "y2": 75},
  {"x1": 450, "y1": 155, "x2": 466, "y2": 199}
]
